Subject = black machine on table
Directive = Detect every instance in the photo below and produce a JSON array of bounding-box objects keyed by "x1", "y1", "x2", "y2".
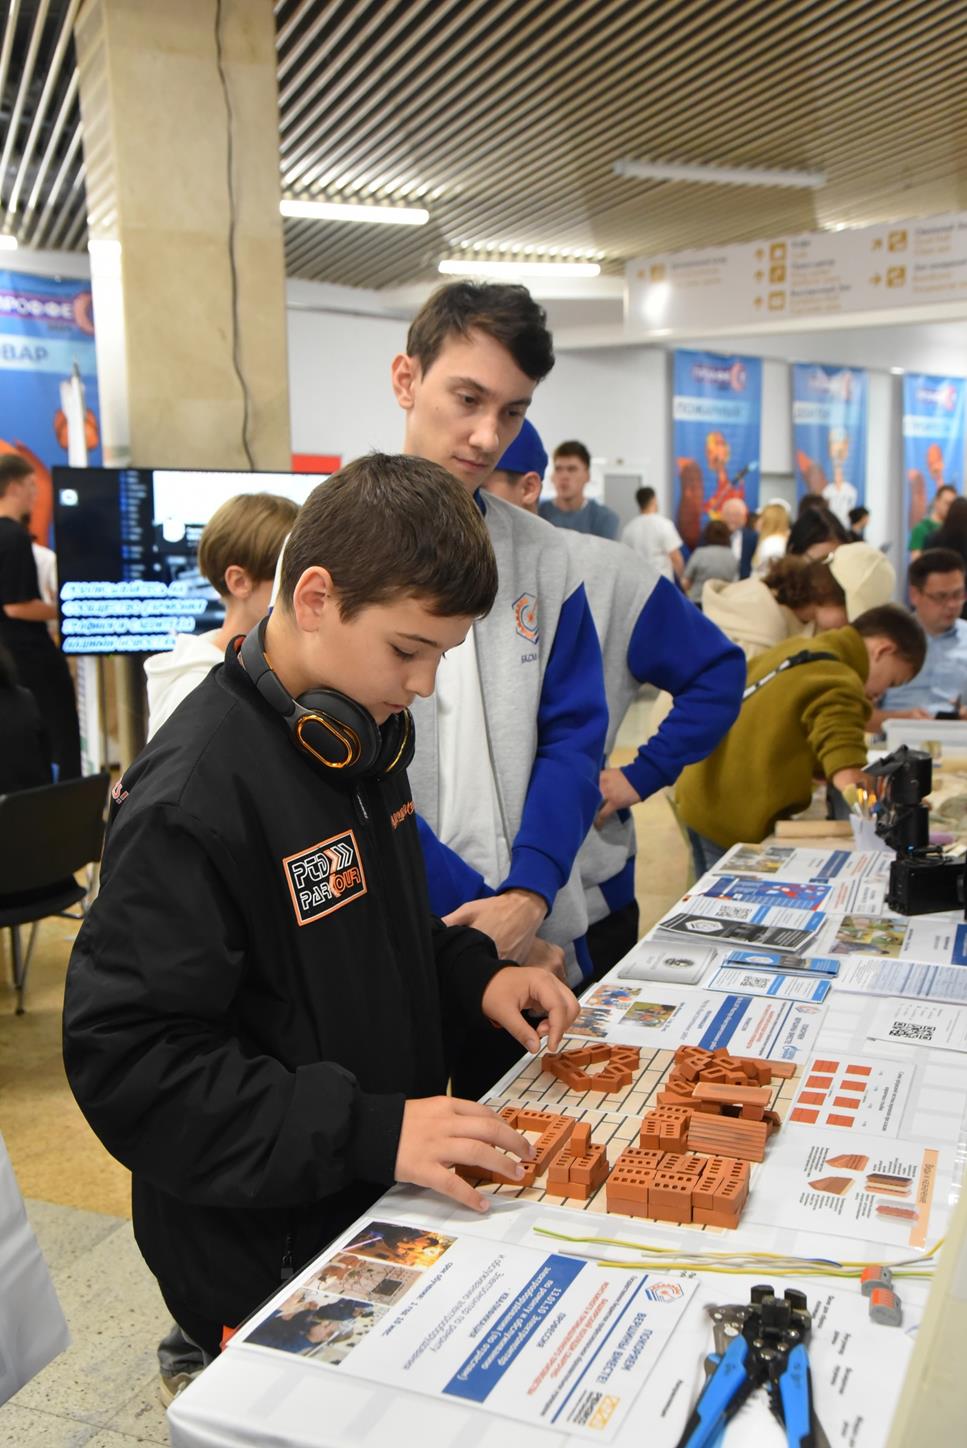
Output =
[{"x1": 869, "y1": 745, "x2": 967, "y2": 915}]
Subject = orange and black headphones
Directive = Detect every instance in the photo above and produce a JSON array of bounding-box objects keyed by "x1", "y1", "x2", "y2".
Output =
[{"x1": 239, "y1": 617, "x2": 414, "y2": 780}]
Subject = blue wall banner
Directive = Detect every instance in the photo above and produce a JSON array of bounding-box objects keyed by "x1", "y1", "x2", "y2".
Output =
[
  {"x1": 0, "y1": 268, "x2": 101, "y2": 546},
  {"x1": 902, "y1": 374, "x2": 966, "y2": 540},
  {"x1": 672, "y1": 349, "x2": 762, "y2": 549},
  {"x1": 792, "y1": 364, "x2": 867, "y2": 527}
]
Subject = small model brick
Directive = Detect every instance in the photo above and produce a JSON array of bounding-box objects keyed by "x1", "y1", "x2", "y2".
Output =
[
  {"x1": 542, "y1": 1043, "x2": 641, "y2": 1093},
  {"x1": 546, "y1": 1123, "x2": 610, "y2": 1201}
]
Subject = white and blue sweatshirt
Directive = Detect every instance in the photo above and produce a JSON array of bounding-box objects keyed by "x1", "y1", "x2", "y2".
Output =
[
  {"x1": 416, "y1": 528, "x2": 744, "y2": 966},
  {"x1": 409, "y1": 492, "x2": 609, "y2": 985},
  {"x1": 567, "y1": 533, "x2": 745, "y2": 926}
]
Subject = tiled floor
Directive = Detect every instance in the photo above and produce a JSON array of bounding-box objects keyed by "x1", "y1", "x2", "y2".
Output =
[
  {"x1": 0, "y1": 1201, "x2": 170, "y2": 1446},
  {"x1": 0, "y1": 687, "x2": 689, "y2": 1443}
]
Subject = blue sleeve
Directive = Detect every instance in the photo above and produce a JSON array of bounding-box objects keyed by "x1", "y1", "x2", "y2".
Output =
[
  {"x1": 502, "y1": 584, "x2": 608, "y2": 907},
  {"x1": 416, "y1": 815, "x2": 495, "y2": 916},
  {"x1": 621, "y1": 577, "x2": 746, "y2": 800}
]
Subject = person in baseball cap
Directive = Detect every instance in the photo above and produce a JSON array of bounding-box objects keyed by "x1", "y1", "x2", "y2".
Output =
[{"x1": 827, "y1": 541, "x2": 896, "y2": 620}]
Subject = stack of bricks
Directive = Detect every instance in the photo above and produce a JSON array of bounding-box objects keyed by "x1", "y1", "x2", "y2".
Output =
[
  {"x1": 542, "y1": 1043, "x2": 641, "y2": 1093},
  {"x1": 545, "y1": 1122, "x2": 610, "y2": 1201},
  {"x1": 606, "y1": 1141, "x2": 750, "y2": 1228}
]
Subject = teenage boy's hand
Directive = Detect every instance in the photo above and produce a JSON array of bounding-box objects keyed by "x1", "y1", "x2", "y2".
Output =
[
  {"x1": 524, "y1": 938, "x2": 567, "y2": 979},
  {"x1": 394, "y1": 1097, "x2": 537, "y2": 1213},
  {"x1": 443, "y1": 889, "x2": 546, "y2": 963},
  {"x1": 595, "y1": 767, "x2": 642, "y2": 825},
  {"x1": 481, "y1": 967, "x2": 579, "y2": 1055}
]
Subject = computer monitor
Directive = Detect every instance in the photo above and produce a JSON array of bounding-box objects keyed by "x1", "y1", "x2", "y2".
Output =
[{"x1": 52, "y1": 466, "x2": 326, "y2": 655}]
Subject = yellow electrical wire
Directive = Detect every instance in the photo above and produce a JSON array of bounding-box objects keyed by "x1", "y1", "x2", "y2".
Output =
[{"x1": 533, "y1": 1225, "x2": 943, "y2": 1278}]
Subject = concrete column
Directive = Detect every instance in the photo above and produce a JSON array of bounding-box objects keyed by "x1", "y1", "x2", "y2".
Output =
[{"x1": 75, "y1": 0, "x2": 291, "y2": 471}]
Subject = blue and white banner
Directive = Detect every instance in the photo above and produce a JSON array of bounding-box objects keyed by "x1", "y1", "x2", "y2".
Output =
[
  {"x1": 792, "y1": 363, "x2": 867, "y2": 526},
  {"x1": 0, "y1": 268, "x2": 101, "y2": 546},
  {"x1": 902, "y1": 373, "x2": 965, "y2": 536},
  {"x1": 672, "y1": 349, "x2": 762, "y2": 549}
]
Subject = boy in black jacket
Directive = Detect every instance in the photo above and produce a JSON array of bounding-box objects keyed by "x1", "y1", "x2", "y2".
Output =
[{"x1": 63, "y1": 454, "x2": 577, "y2": 1361}]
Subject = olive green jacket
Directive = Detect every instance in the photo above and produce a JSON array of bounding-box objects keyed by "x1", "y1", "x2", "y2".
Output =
[{"x1": 676, "y1": 626, "x2": 871, "y2": 848}]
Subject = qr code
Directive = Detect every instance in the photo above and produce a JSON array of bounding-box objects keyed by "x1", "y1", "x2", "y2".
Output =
[{"x1": 888, "y1": 1021, "x2": 935, "y2": 1042}]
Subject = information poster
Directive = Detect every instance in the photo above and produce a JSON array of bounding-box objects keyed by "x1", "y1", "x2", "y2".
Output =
[
  {"x1": 671, "y1": 349, "x2": 761, "y2": 547},
  {"x1": 792, "y1": 364, "x2": 868, "y2": 522},
  {"x1": 234, "y1": 1217, "x2": 696, "y2": 1441},
  {"x1": 902, "y1": 373, "x2": 966, "y2": 538},
  {"x1": 0, "y1": 268, "x2": 101, "y2": 546}
]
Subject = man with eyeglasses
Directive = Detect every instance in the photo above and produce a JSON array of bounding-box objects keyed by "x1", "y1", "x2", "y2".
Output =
[{"x1": 872, "y1": 548, "x2": 967, "y2": 727}]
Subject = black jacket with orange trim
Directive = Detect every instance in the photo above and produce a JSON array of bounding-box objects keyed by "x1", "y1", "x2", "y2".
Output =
[{"x1": 62, "y1": 644, "x2": 503, "y2": 1328}]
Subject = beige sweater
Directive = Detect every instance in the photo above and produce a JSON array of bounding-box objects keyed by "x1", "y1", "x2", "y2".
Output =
[{"x1": 702, "y1": 576, "x2": 815, "y2": 660}]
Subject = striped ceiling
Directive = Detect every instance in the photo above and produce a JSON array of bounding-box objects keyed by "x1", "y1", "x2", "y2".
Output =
[{"x1": 2, "y1": 0, "x2": 966, "y2": 289}]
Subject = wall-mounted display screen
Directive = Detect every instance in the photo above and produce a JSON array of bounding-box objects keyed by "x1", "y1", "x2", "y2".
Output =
[{"x1": 52, "y1": 466, "x2": 324, "y2": 655}]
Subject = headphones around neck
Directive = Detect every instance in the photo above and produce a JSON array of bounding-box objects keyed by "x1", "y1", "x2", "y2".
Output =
[{"x1": 239, "y1": 617, "x2": 414, "y2": 780}]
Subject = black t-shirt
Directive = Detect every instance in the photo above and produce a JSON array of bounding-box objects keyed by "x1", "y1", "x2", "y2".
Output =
[{"x1": 0, "y1": 516, "x2": 48, "y2": 653}]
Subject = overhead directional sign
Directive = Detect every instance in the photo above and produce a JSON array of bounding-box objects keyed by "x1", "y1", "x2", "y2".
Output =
[{"x1": 626, "y1": 210, "x2": 967, "y2": 331}]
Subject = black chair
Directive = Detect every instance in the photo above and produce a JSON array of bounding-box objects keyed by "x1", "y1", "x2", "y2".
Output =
[{"x1": 0, "y1": 772, "x2": 110, "y2": 1014}]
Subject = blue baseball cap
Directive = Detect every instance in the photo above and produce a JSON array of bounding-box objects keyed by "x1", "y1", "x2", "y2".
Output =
[{"x1": 496, "y1": 418, "x2": 548, "y2": 478}]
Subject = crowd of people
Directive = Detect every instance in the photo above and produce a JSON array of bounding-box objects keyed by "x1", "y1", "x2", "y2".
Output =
[{"x1": 2, "y1": 279, "x2": 963, "y2": 1403}]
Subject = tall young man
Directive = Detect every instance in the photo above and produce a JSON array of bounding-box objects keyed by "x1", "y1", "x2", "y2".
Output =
[
  {"x1": 392, "y1": 283, "x2": 609, "y2": 1006},
  {"x1": 484, "y1": 421, "x2": 744, "y2": 974},
  {"x1": 539, "y1": 440, "x2": 621, "y2": 540}
]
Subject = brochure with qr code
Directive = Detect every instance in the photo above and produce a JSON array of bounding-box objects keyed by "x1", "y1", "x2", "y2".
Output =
[{"x1": 866, "y1": 998, "x2": 967, "y2": 1054}]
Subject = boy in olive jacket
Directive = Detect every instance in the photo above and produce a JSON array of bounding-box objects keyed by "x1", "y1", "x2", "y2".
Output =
[{"x1": 677, "y1": 606, "x2": 925, "y2": 874}]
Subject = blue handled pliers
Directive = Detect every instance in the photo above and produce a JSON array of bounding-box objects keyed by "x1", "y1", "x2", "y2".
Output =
[{"x1": 675, "y1": 1285, "x2": 826, "y2": 1448}]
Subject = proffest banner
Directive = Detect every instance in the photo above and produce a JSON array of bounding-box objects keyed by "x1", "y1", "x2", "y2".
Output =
[
  {"x1": 902, "y1": 373, "x2": 966, "y2": 538},
  {"x1": 672, "y1": 349, "x2": 762, "y2": 549},
  {"x1": 792, "y1": 363, "x2": 867, "y2": 526},
  {"x1": 0, "y1": 268, "x2": 101, "y2": 546}
]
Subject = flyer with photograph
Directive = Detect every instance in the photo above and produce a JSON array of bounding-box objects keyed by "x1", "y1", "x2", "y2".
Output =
[
  {"x1": 812, "y1": 912, "x2": 967, "y2": 964},
  {"x1": 697, "y1": 872, "x2": 893, "y2": 919},
  {"x1": 572, "y1": 983, "x2": 825, "y2": 1062},
  {"x1": 233, "y1": 1218, "x2": 697, "y2": 1441},
  {"x1": 711, "y1": 843, "x2": 891, "y2": 885}
]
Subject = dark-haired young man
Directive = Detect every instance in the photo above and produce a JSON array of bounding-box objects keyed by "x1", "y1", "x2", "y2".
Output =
[
  {"x1": 64, "y1": 454, "x2": 578, "y2": 1364},
  {"x1": 392, "y1": 283, "x2": 609, "y2": 999},
  {"x1": 677, "y1": 604, "x2": 926, "y2": 873},
  {"x1": 0, "y1": 452, "x2": 80, "y2": 777},
  {"x1": 874, "y1": 548, "x2": 967, "y2": 726},
  {"x1": 621, "y1": 486, "x2": 685, "y2": 582},
  {"x1": 540, "y1": 440, "x2": 621, "y2": 540}
]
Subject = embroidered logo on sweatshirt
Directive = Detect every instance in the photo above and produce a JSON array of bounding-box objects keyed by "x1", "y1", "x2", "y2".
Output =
[
  {"x1": 282, "y1": 829, "x2": 367, "y2": 926},
  {"x1": 513, "y1": 591, "x2": 539, "y2": 644}
]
